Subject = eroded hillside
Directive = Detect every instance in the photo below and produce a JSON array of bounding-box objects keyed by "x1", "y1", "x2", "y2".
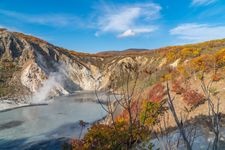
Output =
[{"x1": 1, "y1": 28, "x2": 225, "y2": 105}]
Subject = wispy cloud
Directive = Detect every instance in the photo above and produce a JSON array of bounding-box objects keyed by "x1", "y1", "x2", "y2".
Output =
[
  {"x1": 170, "y1": 23, "x2": 225, "y2": 42},
  {"x1": 96, "y1": 3, "x2": 161, "y2": 38},
  {"x1": 191, "y1": 0, "x2": 217, "y2": 6},
  {"x1": 0, "y1": 3, "x2": 161, "y2": 38},
  {"x1": 0, "y1": 9, "x2": 81, "y2": 27}
]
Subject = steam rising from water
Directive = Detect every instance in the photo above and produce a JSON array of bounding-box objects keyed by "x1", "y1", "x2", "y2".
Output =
[
  {"x1": 31, "y1": 63, "x2": 69, "y2": 104},
  {"x1": 31, "y1": 73, "x2": 63, "y2": 104}
]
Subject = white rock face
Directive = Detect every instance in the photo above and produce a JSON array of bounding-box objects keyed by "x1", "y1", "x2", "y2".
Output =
[
  {"x1": 21, "y1": 62, "x2": 46, "y2": 92},
  {"x1": 63, "y1": 61, "x2": 100, "y2": 90},
  {"x1": 170, "y1": 58, "x2": 180, "y2": 68},
  {"x1": 158, "y1": 58, "x2": 167, "y2": 68}
]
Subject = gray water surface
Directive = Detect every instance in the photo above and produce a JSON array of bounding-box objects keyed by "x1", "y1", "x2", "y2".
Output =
[{"x1": 0, "y1": 94, "x2": 106, "y2": 150}]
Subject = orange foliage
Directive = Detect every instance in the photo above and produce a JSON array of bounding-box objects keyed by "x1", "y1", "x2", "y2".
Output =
[
  {"x1": 115, "y1": 100, "x2": 140, "y2": 123},
  {"x1": 212, "y1": 73, "x2": 223, "y2": 82}
]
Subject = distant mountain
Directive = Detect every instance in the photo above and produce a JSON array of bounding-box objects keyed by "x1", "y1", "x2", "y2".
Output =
[{"x1": 96, "y1": 48, "x2": 150, "y2": 56}]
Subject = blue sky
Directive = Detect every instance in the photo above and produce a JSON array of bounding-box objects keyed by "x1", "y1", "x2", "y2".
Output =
[{"x1": 0, "y1": 0, "x2": 225, "y2": 53}]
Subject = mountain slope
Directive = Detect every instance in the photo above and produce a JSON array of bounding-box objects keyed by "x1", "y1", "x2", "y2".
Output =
[
  {"x1": 0, "y1": 29, "x2": 105, "y2": 102},
  {"x1": 1, "y1": 28, "x2": 225, "y2": 104}
]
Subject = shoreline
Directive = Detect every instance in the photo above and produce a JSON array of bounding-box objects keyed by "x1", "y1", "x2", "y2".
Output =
[
  {"x1": 0, "y1": 103, "x2": 48, "y2": 113},
  {"x1": 0, "y1": 99, "x2": 53, "y2": 112},
  {"x1": 0, "y1": 102, "x2": 29, "y2": 111}
]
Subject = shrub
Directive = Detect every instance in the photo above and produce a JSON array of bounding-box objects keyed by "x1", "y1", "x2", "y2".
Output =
[
  {"x1": 140, "y1": 101, "x2": 165, "y2": 126},
  {"x1": 161, "y1": 73, "x2": 172, "y2": 81},
  {"x1": 172, "y1": 80, "x2": 185, "y2": 94},
  {"x1": 166, "y1": 50, "x2": 177, "y2": 62},
  {"x1": 115, "y1": 100, "x2": 140, "y2": 123},
  {"x1": 148, "y1": 83, "x2": 166, "y2": 102},
  {"x1": 180, "y1": 47, "x2": 201, "y2": 59},
  {"x1": 190, "y1": 54, "x2": 214, "y2": 72},
  {"x1": 69, "y1": 139, "x2": 85, "y2": 150},
  {"x1": 176, "y1": 65, "x2": 191, "y2": 79},
  {"x1": 182, "y1": 90, "x2": 205, "y2": 108},
  {"x1": 212, "y1": 73, "x2": 223, "y2": 82},
  {"x1": 209, "y1": 87, "x2": 219, "y2": 96},
  {"x1": 215, "y1": 48, "x2": 225, "y2": 68},
  {"x1": 70, "y1": 122, "x2": 150, "y2": 150}
]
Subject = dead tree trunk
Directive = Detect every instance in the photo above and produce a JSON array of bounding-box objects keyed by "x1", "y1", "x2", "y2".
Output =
[
  {"x1": 200, "y1": 78, "x2": 220, "y2": 150},
  {"x1": 166, "y1": 82, "x2": 192, "y2": 150}
]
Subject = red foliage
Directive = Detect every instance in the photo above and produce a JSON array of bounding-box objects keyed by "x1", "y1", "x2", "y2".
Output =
[
  {"x1": 182, "y1": 90, "x2": 205, "y2": 107},
  {"x1": 172, "y1": 80, "x2": 185, "y2": 94},
  {"x1": 148, "y1": 83, "x2": 166, "y2": 102},
  {"x1": 115, "y1": 100, "x2": 140, "y2": 123}
]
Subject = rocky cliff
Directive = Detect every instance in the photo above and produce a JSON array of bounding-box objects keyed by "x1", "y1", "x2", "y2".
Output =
[{"x1": 0, "y1": 29, "x2": 103, "y2": 102}]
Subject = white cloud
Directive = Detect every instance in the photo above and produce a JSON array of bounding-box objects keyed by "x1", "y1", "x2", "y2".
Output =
[
  {"x1": 118, "y1": 27, "x2": 156, "y2": 38},
  {"x1": 170, "y1": 23, "x2": 225, "y2": 42},
  {"x1": 96, "y1": 3, "x2": 161, "y2": 38},
  {"x1": 191, "y1": 0, "x2": 217, "y2": 6},
  {"x1": 118, "y1": 29, "x2": 136, "y2": 38},
  {"x1": 0, "y1": 9, "x2": 81, "y2": 27}
]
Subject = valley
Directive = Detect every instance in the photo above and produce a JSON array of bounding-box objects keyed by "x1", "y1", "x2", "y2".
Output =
[{"x1": 1, "y1": 29, "x2": 225, "y2": 149}]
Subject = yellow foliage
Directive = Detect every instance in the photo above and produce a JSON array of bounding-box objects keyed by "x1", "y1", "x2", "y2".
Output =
[
  {"x1": 162, "y1": 73, "x2": 172, "y2": 81},
  {"x1": 166, "y1": 50, "x2": 177, "y2": 62},
  {"x1": 190, "y1": 54, "x2": 214, "y2": 72},
  {"x1": 180, "y1": 48, "x2": 201, "y2": 59},
  {"x1": 140, "y1": 100, "x2": 165, "y2": 126},
  {"x1": 215, "y1": 48, "x2": 225, "y2": 67},
  {"x1": 116, "y1": 116, "x2": 126, "y2": 123}
]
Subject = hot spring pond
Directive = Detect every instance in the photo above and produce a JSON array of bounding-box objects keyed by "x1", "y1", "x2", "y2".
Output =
[{"x1": 0, "y1": 93, "x2": 106, "y2": 150}]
